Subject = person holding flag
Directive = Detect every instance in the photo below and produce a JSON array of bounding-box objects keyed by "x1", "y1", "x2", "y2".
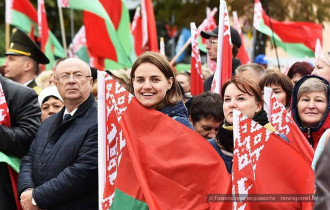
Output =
[
  {"x1": 201, "y1": 26, "x2": 242, "y2": 91},
  {"x1": 209, "y1": 76, "x2": 277, "y2": 173},
  {"x1": 129, "y1": 52, "x2": 193, "y2": 129},
  {"x1": 3, "y1": 28, "x2": 49, "y2": 95}
]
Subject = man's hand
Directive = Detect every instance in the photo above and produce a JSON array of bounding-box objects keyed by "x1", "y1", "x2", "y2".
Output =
[{"x1": 20, "y1": 189, "x2": 39, "y2": 210}]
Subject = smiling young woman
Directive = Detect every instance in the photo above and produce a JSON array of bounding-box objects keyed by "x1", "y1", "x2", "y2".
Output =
[{"x1": 130, "y1": 52, "x2": 193, "y2": 129}]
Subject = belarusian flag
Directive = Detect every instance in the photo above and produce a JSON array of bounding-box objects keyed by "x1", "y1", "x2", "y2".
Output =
[
  {"x1": 211, "y1": 0, "x2": 232, "y2": 94},
  {"x1": 190, "y1": 22, "x2": 204, "y2": 96},
  {"x1": 232, "y1": 110, "x2": 314, "y2": 209},
  {"x1": 263, "y1": 87, "x2": 314, "y2": 164},
  {"x1": 141, "y1": 0, "x2": 159, "y2": 52},
  {"x1": 131, "y1": 6, "x2": 144, "y2": 57},
  {"x1": 58, "y1": 0, "x2": 132, "y2": 68},
  {"x1": 68, "y1": 26, "x2": 90, "y2": 64},
  {"x1": 253, "y1": 0, "x2": 323, "y2": 58},
  {"x1": 38, "y1": 0, "x2": 54, "y2": 70},
  {"x1": 6, "y1": 0, "x2": 65, "y2": 60},
  {"x1": 232, "y1": 11, "x2": 250, "y2": 64},
  {"x1": 98, "y1": 71, "x2": 231, "y2": 209}
]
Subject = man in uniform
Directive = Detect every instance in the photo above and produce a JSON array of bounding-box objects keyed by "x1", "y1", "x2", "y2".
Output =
[{"x1": 3, "y1": 28, "x2": 49, "y2": 95}]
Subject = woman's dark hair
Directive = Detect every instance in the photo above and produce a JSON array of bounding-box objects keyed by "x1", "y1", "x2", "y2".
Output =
[
  {"x1": 287, "y1": 62, "x2": 313, "y2": 79},
  {"x1": 130, "y1": 52, "x2": 182, "y2": 110},
  {"x1": 221, "y1": 76, "x2": 264, "y2": 106},
  {"x1": 259, "y1": 71, "x2": 293, "y2": 108}
]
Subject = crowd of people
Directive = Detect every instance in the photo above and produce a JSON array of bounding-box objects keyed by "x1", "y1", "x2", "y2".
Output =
[{"x1": 0, "y1": 24, "x2": 329, "y2": 210}]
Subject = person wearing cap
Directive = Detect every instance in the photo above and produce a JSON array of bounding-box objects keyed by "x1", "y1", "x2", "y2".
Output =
[
  {"x1": 254, "y1": 54, "x2": 268, "y2": 69},
  {"x1": 3, "y1": 28, "x2": 50, "y2": 95},
  {"x1": 0, "y1": 72, "x2": 41, "y2": 209},
  {"x1": 201, "y1": 26, "x2": 242, "y2": 91},
  {"x1": 107, "y1": 69, "x2": 130, "y2": 90},
  {"x1": 38, "y1": 86, "x2": 64, "y2": 122},
  {"x1": 18, "y1": 58, "x2": 97, "y2": 210}
]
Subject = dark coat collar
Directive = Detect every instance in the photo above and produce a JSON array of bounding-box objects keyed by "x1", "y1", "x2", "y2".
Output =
[{"x1": 48, "y1": 93, "x2": 95, "y2": 140}]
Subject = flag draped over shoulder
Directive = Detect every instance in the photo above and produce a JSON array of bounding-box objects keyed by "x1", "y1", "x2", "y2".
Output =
[
  {"x1": 263, "y1": 87, "x2": 314, "y2": 164},
  {"x1": 6, "y1": 0, "x2": 65, "y2": 60},
  {"x1": 253, "y1": 0, "x2": 323, "y2": 58},
  {"x1": 232, "y1": 110, "x2": 314, "y2": 210},
  {"x1": 98, "y1": 72, "x2": 231, "y2": 210},
  {"x1": 212, "y1": 0, "x2": 232, "y2": 94},
  {"x1": 232, "y1": 11, "x2": 250, "y2": 64},
  {"x1": 190, "y1": 23, "x2": 204, "y2": 96}
]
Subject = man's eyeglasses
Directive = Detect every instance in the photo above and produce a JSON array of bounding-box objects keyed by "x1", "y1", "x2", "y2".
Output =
[
  {"x1": 58, "y1": 73, "x2": 91, "y2": 81},
  {"x1": 206, "y1": 39, "x2": 218, "y2": 45}
]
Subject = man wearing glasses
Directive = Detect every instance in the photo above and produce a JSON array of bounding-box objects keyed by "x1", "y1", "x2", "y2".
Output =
[
  {"x1": 201, "y1": 26, "x2": 242, "y2": 91},
  {"x1": 18, "y1": 58, "x2": 98, "y2": 210}
]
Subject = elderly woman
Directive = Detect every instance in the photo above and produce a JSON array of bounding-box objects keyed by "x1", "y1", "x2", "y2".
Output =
[
  {"x1": 38, "y1": 86, "x2": 64, "y2": 122},
  {"x1": 291, "y1": 75, "x2": 329, "y2": 149},
  {"x1": 130, "y1": 52, "x2": 193, "y2": 129},
  {"x1": 312, "y1": 51, "x2": 330, "y2": 82},
  {"x1": 259, "y1": 71, "x2": 293, "y2": 110},
  {"x1": 209, "y1": 76, "x2": 276, "y2": 173}
]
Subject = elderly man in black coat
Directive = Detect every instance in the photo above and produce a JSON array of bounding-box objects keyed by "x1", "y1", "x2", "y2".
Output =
[
  {"x1": 0, "y1": 74, "x2": 41, "y2": 210},
  {"x1": 18, "y1": 58, "x2": 98, "y2": 210}
]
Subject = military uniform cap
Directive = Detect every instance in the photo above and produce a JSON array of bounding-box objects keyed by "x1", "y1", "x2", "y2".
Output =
[{"x1": 5, "y1": 28, "x2": 50, "y2": 64}]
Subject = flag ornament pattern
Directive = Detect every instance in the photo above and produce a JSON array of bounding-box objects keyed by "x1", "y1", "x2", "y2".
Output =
[
  {"x1": 263, "y1": 87, "x2": 314, "y2": 163},
  {"x1": 232, "y1": 109, "x2": 315, "y2": 210},
  {"x1": 190, "y1": 22, "x2": 204, "y2": 96},
  {"x1": 232, "y1": 110, "x2": 270, "y2": 210},
  {"x1": 100, "y1": 73, "x2": 133, "y2": 209}
]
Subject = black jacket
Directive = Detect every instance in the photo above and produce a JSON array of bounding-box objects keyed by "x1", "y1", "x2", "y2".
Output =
[
  {"x1": 18, "y1": 94, "x2": 98, "y2": 210},
  {"x1": 0, "y1": 75, "x2": 41, "y2": 210}
]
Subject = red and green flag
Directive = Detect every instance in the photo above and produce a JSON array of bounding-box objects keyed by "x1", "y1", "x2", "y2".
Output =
[
  {"x1": 253, "y1": 0, "x2": 323, "y2": 58},
  {"x1": 232, "y1": 110, "x2": 314, "y2": 209},
  {"x1": 233, "y1": 11, "x2": 250, "y2": 64},
  {"x1": 38, "y1": 0, "x2": 54, "y2": 70},
  {"x1": 58, "y1": 0, "x2": 133, "y2": 68},
  {"x1": 190, "y1": 22, "x2": 204, "y2": 96},
  {"x1": 98, "y1": 72, "x2": 232, "y2": 209},
  {"x1": 6, "y1": 0, "x2": 65, "y2": 66}
]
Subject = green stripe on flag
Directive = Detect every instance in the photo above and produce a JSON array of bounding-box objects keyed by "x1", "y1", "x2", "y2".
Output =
[
  {"x1": 10, "y1": 10, "x2": 35, "y2": 33},
  {"x1": 0, "y1": 57, "x2": 5, "y2": 65},
  {"x1": 110, "y1": 188, "x2": 149, "y2": 210},
  {"x1": 257, "y1": 19, "x2": 314, "y2": 58},
  {"x1": 0, "y1": 152, "x2": 21, "y2": 173}
]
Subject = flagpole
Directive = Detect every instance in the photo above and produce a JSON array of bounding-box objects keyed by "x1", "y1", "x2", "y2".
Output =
[
  {"x1": 5, "y1": 23, "x2": 10, "y2": 50},
  {"x1": 70, "y1": 9, "x2": 75, "y2": 42},
  {"x1": 264, "y1": 0, "x2": 280, "y2": 71},
  {"x1": 169, "y1": 38, "x2": 191, "y2": 65},
  {"x1": 58, "y1": 3, "x2": 67, "y2": 55}
]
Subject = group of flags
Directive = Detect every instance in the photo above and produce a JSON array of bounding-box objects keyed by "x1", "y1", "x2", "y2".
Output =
[
  {"x1": 5, "y1": 0, "x2": 159, "y2": 70},
  {"x1": 98, "y1": 71, "x2": 315, "y2": 210}
]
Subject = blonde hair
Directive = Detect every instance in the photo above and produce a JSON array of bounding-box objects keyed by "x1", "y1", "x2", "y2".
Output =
[
  {"x1": 36, "y1": 70, "x2": 54, "y2": 89},
  {"x1": 298, "y1": 77, "x2": 328, "y2": 100}
]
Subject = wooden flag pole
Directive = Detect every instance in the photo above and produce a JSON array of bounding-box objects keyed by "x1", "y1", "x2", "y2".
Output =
[
  {"x1": 58, "y1": 4, "x2": 67, "y2": 55},
  {"x1": 169, "y1": 37, "x2": 191, "y2": 66},
  {"x1": 5, "y1": 23, "x2": 10, "y2": 50}
]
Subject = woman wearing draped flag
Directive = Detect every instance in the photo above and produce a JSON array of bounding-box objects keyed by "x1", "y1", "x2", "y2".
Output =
[{"x1": 129, "y1": 52, "x2": 193, "y2": 129}]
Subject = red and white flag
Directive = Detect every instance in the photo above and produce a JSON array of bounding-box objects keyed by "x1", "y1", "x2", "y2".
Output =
[
  {"x1": 314, "y1": 38, "x2": 322, "y2": 58},
  {"x1": 190, "y1": 22, "x2": 204, "y2": 96},
  {"x1": 211, "y1": 0, "x2": 232, "y2": 94},
  {"x1": 98, "y1": 71, "x2": 231, "y2": 209},
  {"x1": 130, "y1": 6, "x2": 144, "y2": 56},
  {"x1": 263, "y1": 87, "x2": 314, "y2": 164},
  {"x1": 232, "y1": 11, "x2": 250, "y2": 64},
  {"x1": 232, "y1": 110, "x2": 314, "y2": 210}
]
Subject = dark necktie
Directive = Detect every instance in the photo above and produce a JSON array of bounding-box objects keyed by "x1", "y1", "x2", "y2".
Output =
[{"x1": 63, "y1": 114, "x2": 71, "y2": 123}]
